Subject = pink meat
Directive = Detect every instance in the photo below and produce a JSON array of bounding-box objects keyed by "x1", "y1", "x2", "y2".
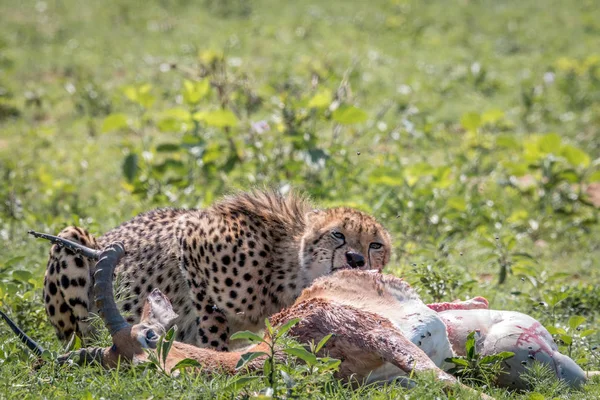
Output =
[{"x1": 438, "y1": 309, "x2": 586, "y2": 389}]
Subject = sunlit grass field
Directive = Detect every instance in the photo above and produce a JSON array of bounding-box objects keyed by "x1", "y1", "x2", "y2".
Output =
[{"x1": 1, "y1": 0, "x2": 600, "y2": 398}]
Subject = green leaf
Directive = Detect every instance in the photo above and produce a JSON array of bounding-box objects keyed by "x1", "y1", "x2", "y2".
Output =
[
  {"x1": 558, "y1": 169, "x2": 580, "y2": 183},
  {"x1": 576, "y1": 357, "x2": 588, "y2": 365},
  {"x1": 41, "y1": 349, "x2": 56, "y2": 362},
  {"x1": 153, "y1": 159, "x2": 185, "y2": 175},
  {"x1": 502, "y1": 161, "x2": 529, "y2": 177},
  {"x1": 545, "y1": 291, "x2": 569, "y2": 307},
  {"x1": 11, "y1": 270, "x2": 33, "y2": 282},
  {"x1": 588, "y1": 170, "x2": 600, "y2": 182},
  {"x1": 124, "y1": 84, "x2": 155, "y2": 108},
  {"x1": 170, "y1": 358, "x2": 202, "y2": 372},
  {"x1": 480, "y1": 351, "x2": 514, "y2": 364},
  {"x1": 3, "y1": 256, "x2": 25, "y2": 267},
  {"x1": 460, "y1": 112, "x2": 481, "y2": 131},
  {"x1": 332, "y1": 105, "x2": 368, "y2": 124},
  {"x1": 512, "y1": 252, "x2": 537, "y2": 261},
  {"x1": 478, "y1": 239, "x2": 497, "y2": 250},
  {"x1": 230, "y1": 330, "x2": 265, "y2": 343},
  {"x1": 64, "y1": 331, "x2": 81, "y2": 352},
  {"x1": 539, "y1": 133, "x2": 561, "y2": 154},
  {"x1": 368, "y1": 167, "x2": 404, "y2": 186},
  {"x1": 465, "y1": 331, "x2": 476, "y2": 360},
  {"x1": 161, "y1": 326, "x2": 177, "y2": 366},
  {"x1": 447, "y1": 196, "x2": 466, "y2": 212},
  {"x1": 224, "y1": 376, "x2": 260, "y2": 391},
  {"x1": 527, "y1": 393, "x2": 545, "y2": 400},
  {"x1": 546, "y1": 272, "x2": 571, "y2": 282},
  {"x1": 307, "y1": 89, "x2": 332, "y2": 109},
  {"x1": 183, "y1": 79, "x2": 211, "y2": 105},
  {"x1": 194, "y1": 109, "x2": 239, "y2": 128},
  {"x1": 319, "y1": 357, "x2": 342, "y2": 371},
  {"x1": 80, "y1": 390, "x2": 94, "y2": 400},
  {"x1": 157, "y1": 118, "x2": 183, "y2": 133},
  {"x1": 511, "y1": 265, "x2": 533, "y2": 278},
  {"x1": 68, "y1": 334, "x2": 83, "y2": 352},
  {"x1": 101, "y1": 113, "x2": 129, "y2": 133},
  {"x1": 524, "y1": 139, "x2": 543, "y2": 163},
  {"x1": 263, "y1": 357, "x2": 272, "y2": 379},
  {"x1": 283, "y1": 346, "x2": 317, "y2": 365},
  {"x1": 315, "y1": 333, "x2": 334, "y2": 353},
  {"x1": 560, "y1": 335, "x2": 573, "y2": 345},
  {"x1": 579, "y1": 329, "x2": 597, "y2": 338},
  {"x1": 568, "y1": 315, "x2": 586, "y2": 330},
  {"x1": 275, "y1": 318, "x2": 300, "y2": 339},
  {"x1": 264, "y1": 318, "x2": 274, "y2": 336},
  {"x1": 446, "y1": 357, "x2": 469, "y2": 367},
  {"x1": 156, "y1": 143, "x2": 181, "y2": 152},
  {"x1": 122, "y1": 153, "x2": 139, "y2": 183},
  {"x1": 123, "y1": 85, "x2": 139, "y2": 103},
  {"x1": 561, "y1": 145, "x2": 591, "y2": 168},
  {"x1": 235, "y1": 352, "x2": 268, "y2": 370},
  {"x1": 496, "y1": 135, "x2": 521, "y2": 150},
  {"x1": 546, "y1": 326, "x2": 567, "y2": 335},
  {"x1": 481, "y1": 109, "x2": 505, "y2": 125}
]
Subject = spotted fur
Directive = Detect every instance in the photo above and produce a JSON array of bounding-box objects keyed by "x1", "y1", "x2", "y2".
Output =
[{"x1": 43, "y1": 190, "x2": 391, "y2": 350}]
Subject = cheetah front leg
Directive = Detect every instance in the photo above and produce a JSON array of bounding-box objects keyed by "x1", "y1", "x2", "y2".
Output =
[{"x1": 176, "y1": 215, "x2": 231, "y2": 351}]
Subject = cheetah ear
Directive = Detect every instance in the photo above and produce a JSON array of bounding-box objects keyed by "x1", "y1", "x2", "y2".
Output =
[{"x1": 141, "y1": 289, "x2": 178, "y2": 332}]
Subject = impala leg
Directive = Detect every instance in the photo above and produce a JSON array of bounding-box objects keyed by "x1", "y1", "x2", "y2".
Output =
[
  {"x1": 57, "y1": 347, "x2": 106, "y2": 367},
  {"x1": 364, "y1": 328, "x2": 494, "y2": 398}
]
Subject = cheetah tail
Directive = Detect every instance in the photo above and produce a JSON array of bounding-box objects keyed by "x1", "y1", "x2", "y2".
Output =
[
  {"x1": 0, "y1": 309, "x2": 45, "y2": 357},
  {"x1": 28, "y1": 230, "x2": 101, "y2": 260}
]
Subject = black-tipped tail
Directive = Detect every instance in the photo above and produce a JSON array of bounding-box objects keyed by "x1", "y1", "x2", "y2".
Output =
[{"x1": 0, "y1": 309, "x2": 45, "y2": 357}]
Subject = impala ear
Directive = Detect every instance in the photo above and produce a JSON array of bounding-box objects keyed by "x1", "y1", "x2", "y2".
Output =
[{"x1": 141, "y1": 289, "x2": 178, "y2": 332}]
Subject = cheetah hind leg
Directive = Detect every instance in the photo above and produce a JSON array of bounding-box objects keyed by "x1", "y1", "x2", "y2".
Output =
[{"x1": 38, "y1": 227, "x2": 100, "y2": 344}]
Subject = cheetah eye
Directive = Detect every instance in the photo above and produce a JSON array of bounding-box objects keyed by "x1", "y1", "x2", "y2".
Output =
[
  {"x1": 331, "y1": 231, "x2": 345, "y2": 241},
  {"x1": 369, "y1": 242, "x2": 383, "y2": 250}
]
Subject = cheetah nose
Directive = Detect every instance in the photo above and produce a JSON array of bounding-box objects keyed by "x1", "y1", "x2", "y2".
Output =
[{"x1": 345, "y1": 251, "x2": 366, "y2": 268}]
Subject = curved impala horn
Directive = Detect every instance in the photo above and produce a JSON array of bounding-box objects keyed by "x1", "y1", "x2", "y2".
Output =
[
  {"x1": 28, "y1": 230, "x2": 101, "y2": 260},
  {"x1": 0, "y1": 309, "x2": 45, "y2": 356},
  {"x1": 93, "y1": 242, "x2": 130, "y2": 336}
]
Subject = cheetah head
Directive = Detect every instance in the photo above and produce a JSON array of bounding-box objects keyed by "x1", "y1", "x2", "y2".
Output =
[{"x1": 300, "y1": 207, "x2": 392, "y2": 281}]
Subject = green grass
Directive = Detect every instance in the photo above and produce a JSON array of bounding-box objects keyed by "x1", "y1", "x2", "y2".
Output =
[{"x1": 1, "y1": 0, "x2": 600, "y2": 398}]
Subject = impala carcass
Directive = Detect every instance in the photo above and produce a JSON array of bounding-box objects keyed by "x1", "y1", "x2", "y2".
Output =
[
  {"x1": 301, "y1": 272, "x2": 589, "y2": 389},
  {"x1": 1, "y1": 236, "x2": 592, "y2": 394}
]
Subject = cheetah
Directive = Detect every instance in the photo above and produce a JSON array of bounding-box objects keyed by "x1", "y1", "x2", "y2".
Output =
[{"x1": 43, "y1": 189, "x2": 392, "y2": 350}]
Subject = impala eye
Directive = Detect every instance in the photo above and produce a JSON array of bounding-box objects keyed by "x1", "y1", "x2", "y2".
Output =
[
  {"x1": 369, "y1": 243, "x2": 383, "y2": 250},
  {"x1": 331, "y1": 231, "x2": 345, "y2": 241}
]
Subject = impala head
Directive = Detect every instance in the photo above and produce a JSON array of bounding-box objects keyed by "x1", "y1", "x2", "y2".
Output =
[
  {"x1": 132, "y1": 289, "x2": 178, "y2": 349},
  {"x1": 300, "y1": 207, "x2": 392, "y2": 281},
  {"x1": 91, "y1": 243, "x2": 179, "y2": 365}
]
